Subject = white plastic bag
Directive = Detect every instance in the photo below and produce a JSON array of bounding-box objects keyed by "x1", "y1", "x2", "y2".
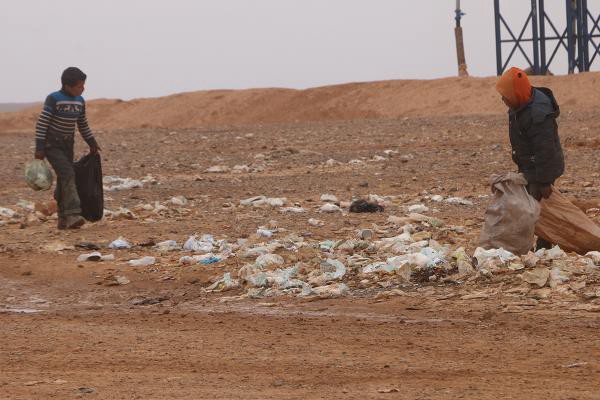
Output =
[{"x1": 25, "y1": 160, "x2": 53, "y2": 191}]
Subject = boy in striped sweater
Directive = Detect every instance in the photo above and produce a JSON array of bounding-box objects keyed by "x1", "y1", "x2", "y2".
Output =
[{"x1": 34, "y1": 67, "x2": 101, "y2": 229}]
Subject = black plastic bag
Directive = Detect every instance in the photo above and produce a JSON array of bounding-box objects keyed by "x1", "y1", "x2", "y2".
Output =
[{"x1": 74, "y1": 153, "x2": 104, "y2": 222}]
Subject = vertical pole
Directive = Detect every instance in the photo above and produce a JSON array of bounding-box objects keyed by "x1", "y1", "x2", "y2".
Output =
[
  {"x1": 566, "y1": 0, "x2": 577, "y2": 73},
  {"x1": 576, "y1": 0, "x2": 585, "y2": 71},
  {"x1": 494, "y1": 0, "x2": 503, "y2": 75},
  {"x1": 539, "y1": 0, "x2": 548, "y2": 74},
  {"x1": 581, "y1": 0, "x2": 590, "y2": 70},
  {"x1": 531, "y1": 0, "x2": 541, "y2": 74},
  {"x1": 454, "y1": 0, "x2": 469, "y2": 76}
]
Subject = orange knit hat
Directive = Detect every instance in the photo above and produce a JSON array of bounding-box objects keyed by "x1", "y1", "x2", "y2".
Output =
[{"x1": 495, "y1": 67, "x2": 532, "y2": 108}]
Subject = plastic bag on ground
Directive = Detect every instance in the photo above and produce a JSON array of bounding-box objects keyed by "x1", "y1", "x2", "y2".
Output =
[
  {"x1": 74, "y1": 153, "x2": 104, "y2": 222},
  {"x1": 479, "y1": 173, "x2": 540, "y2": 255},
  {"x1": 535, "y1": 189, "x2": 600, "y2": 254},
  {"x1": 25, "y1": 159, "x2": 53, "y2": 191},
  {"x1": 183, "y1": 236, "x2": 214, "y2": 253},
  {"x1": 301, "y1": 283, "x2": 349, "y2": 298},
  {"x1": 129, "y1": 256, "x2": 156, "y2": 267},
  {"x1": 109, "y1": 237, "x2": 131, "y2": 249}
]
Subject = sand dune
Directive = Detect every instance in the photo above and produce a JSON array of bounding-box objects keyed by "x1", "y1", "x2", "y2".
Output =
[{"x1": 1, "y1": 72, "x2": 599, "y2": 132}]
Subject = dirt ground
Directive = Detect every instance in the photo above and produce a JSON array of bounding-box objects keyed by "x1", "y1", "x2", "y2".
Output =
[{"x1": 2, "y1": 107, "x2": 600, "y2": 398}]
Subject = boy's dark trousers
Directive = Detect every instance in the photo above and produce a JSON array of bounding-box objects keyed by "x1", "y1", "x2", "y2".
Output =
[{"x1": 44, "y1": 135, "x2": 81, "y2": 218}]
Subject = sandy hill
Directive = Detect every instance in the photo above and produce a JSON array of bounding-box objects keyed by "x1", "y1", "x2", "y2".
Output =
[
  {"x1": 1, "y1": 73, "x2": 599, "y2": 132},
  {"x1": 0, "y1": 102, "x2": 40, "y2": 113}
]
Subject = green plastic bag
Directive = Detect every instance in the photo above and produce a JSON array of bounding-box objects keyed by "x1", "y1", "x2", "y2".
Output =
[{"x1": 25, "y1": 159, "x2": 53, "y2": 191}]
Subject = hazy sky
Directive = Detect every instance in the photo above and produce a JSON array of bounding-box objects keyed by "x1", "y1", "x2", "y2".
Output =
[{"x1": 1, "y1": 0, "x2": 598, "y2": 102}]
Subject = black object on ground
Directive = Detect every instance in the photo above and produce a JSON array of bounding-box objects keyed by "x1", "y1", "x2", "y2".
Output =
[{"x1": 349, "y1": 199, "x2": 384, "y2": 213}]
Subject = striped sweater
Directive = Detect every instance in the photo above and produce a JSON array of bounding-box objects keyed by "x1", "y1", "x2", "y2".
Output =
[{"x1": 35, "y1": 90, "x2": 97, "y2": 151}]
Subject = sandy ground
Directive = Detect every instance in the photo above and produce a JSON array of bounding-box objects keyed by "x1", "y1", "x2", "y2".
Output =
[{"x1": 2, "y1": 79, "x2": 600, "y2": 398}]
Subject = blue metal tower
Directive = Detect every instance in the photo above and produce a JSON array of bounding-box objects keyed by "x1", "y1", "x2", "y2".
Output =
[{"x1": 494, "y1": 0, "x2": 600, "y2": 75}]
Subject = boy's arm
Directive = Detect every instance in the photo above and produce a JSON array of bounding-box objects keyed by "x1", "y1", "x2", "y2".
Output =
[
  {"x1": 34, "y1": 95, "x2": 56, "y2": 158},
  {"x1": 528, "y1": 118, "x2": 560, "y2": 185},
  {"x1": 77, "y1": 102, "x2": 100, "y2": 151}
]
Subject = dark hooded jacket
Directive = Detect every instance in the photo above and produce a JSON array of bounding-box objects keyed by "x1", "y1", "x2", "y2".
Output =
[{"x1": 508, "y1": 87, "x2": 564, "y2": 185}]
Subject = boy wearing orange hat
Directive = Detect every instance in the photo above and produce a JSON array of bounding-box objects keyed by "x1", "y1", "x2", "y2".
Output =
[
  {"x1": 496, "y1": 67, "x2": 565, "y2": 250},
  {"x1": 495, "y1": 67, "x2": 564, "y2": 202}
]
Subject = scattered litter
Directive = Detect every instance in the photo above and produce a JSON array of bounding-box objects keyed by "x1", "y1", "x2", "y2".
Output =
[
  {"x1": 257, "y1": 228, "x2": 274, "y2": 238},
  {"x1": 132, "y1": 296, "x2": 169, "y2": 305},
  {"x1": 108, "y1": 237, "x2": 132, "y2": 249},
  {"x1": 562, "y1": 362, "x2": 588, "y2": 368},
  {"x1": 179, "y1": 255, "x2": 199, "y2": 265},
  {"x1": 75, "y1": 242, "x2": 101, "y2": 251},
  {"x1": 232, "y1": 164, "x2": 250, "y2": 173},
  {"x1": 183, "y1": 236, "x2": 213, "y2": 253},
  {"x1": 240, "y1": 196, "x2": 286, "y2": 207},
  {"x1": 155, "y1": 240, "x2": 180, "y2": 252},
  {"x1": 77, "y1": 252, "x2": 114, "y2": 262},
  {"x1": 16, "y1": 199, "x2": 35, "y2": 211},
  {"x1": 309, "y1": 259, "x2": 347, "y2": 285},
  {"x1": 408, "y1": 204, "x2": 429, "y2": 213},
  {"x1": 350, "y1": 199, "x2": 383, "y2": 213},
  {"x1": 320, "y1": 194, "x2": 339, "y2": 203},
  {"x1": 103, "y1": 176, "x2": 143, "y2": 191},
  {"x1": 303, "y1": 283, "x2": 349, "y2": 298},
  {"x1": 170, "y1": 196, "x2": 188, "y2": 206},
  {"x1": 473, "y1": 247, "x2": 517, "y2": 265},
  {"x1": 586, "y1": 251, "x2": 600, "y2": 265},
  {"x1": 128, "y1": 256, "x2": 156, "y2": 267},
  {"x1": 0, "y1": 207, "x2": 18, "y2": 218},
  {"x1": 378, "y1": 388, "x2": 400, "y2": 394},
  {"x1": 256, "y1": 253, "x2": 285, "y2": 268},
  {"x1": 181, "y1": 253, "x2": 222, "y2": 265},
  {"x1": 201, "y1": 256, "x2": 221, "y2": 264},
  {"x1": 446, "y1": 197, "x2": 474, "y2": 206},
  {"x1": 454, "y1": 247, "x2": 475, "y2": 276},
  {"x1": 431, "y1": 195, "x2": 444, "y2": 202},
  {"x1": 522, "y1": 268, "x2": 550, "y2": 287},
  {"x1": 320, "y1": 203, "x2": 342, "y2": 213},
  {"x1": 105, "y1": 207, "x2": 137, "y2": 220},
  {"x1": 358, "y1": 229, "x2": 373, "y2": 240},
  {"x1": 206, "y1": 165, "x2": 230, "y2": 173},
  {"x1": 308, "y1": 218, "x2": 324, "y2": 227},
  {"x1": 240, "y1": 196, "x2": 266, "y2": 206},
  {"x1": 207, "y1": 272, "x2": 239, "y2": 291},
  {"x1": 280, "y1": 207, "x2": 306, "y2": 213},
  {"x1": 522, "y1": 252, "x2": 540, "y2": 268},
  {"x1": 549, "y1": 266, "x2": 570, "y2": 288},
  {"x1": 44, "y1": 241, "x2": 75, "y2": 252},
  {"x1": 545, "y1": 246, "x2": 567, "y2": 260},
  {"x1": 115, "y1": 276, "x2": 130, "y2": 285}
]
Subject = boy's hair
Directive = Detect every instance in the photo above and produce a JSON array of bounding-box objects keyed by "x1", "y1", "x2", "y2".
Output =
[{"x1": 61, "y1": 67, "x2": 87, "y2": 88}]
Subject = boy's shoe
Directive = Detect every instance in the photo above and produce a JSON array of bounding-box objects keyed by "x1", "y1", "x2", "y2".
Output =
[{"x1": 61, "y1": 215, "x2": 85, "y2": 230}]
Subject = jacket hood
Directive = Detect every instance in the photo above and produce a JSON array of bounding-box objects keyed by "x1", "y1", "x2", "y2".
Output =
[{"x1": 521, "y1": 87, "x2": 560, "y2": 122}]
